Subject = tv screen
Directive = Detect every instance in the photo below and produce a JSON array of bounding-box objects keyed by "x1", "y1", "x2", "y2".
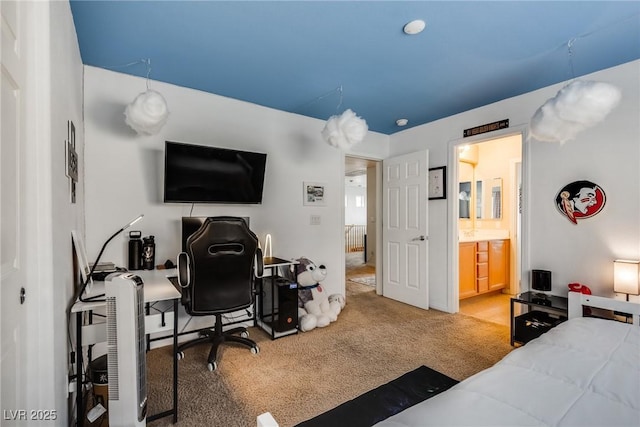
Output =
[{"x1": 164, "y1": 141, "x2": 267, "y2": 204}]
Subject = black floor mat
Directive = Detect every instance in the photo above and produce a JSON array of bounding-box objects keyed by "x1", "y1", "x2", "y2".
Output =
[{"x1": 295, "y1": 365, "x2": 458, "y2": 427}]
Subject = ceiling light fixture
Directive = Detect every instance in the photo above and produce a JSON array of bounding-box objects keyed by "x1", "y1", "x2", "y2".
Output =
[
  {"x1": 396, "y1": 118, "x2": 408, "y2": 127},
  {"x1": 403, "y1": 19, "x2": 426, "y2": 35},
  {"x1": 124, "y1": 59, "x2": 170, "y2": 135}
]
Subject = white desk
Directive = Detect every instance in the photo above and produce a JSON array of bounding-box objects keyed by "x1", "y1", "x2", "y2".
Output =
[{"x1": 72, "y1": 269, "x2": 181, "y2": 426}]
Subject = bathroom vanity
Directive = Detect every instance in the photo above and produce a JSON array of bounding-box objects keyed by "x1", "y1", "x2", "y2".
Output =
[{"x1": 459, "y1": 238, "x2": 510, "y2": 299}]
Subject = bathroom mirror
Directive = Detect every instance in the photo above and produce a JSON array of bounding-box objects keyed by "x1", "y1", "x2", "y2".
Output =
[
  {"x1": 475, "y1": 180, "x2": 483, "y2": 219},
  {"x1": 459, "y1": 181, "x2": 471, "y2": 219},
  {"x1": 458, "y1": 162, "x2": 502, "y2": 220},
  {"x1": 458, "y1": 162, "x2": 474, "y2": 219},
  {"x1": 460, "y1": 173, "x2": 502, "y2": 220},
  {"x1": 490, "y1": 178, "x2": 502, "y2": 219}
]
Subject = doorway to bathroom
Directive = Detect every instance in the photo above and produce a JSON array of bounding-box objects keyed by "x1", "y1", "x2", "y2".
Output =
[{"x1": 455, "y1": 133, "x2": 522, "y2": 326}]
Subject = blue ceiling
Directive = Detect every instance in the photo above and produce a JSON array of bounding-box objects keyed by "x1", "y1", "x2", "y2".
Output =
[{"x1": 70, "y1": 1, "x2": 640, "y2": 135}]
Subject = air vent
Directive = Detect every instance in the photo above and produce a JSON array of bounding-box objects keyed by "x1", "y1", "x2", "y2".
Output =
[{"x1": 106, "y1": 296, "x2": 120, "y2": 400}]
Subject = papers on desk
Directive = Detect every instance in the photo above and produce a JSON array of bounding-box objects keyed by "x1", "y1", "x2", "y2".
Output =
[{"x1": 89, "y1": 261, "x2": 116, "y2": 271}]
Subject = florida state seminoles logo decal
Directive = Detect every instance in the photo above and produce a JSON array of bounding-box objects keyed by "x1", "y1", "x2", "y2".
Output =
[{"x1": 555, "y1": 180, "x2": 606, "y2": 225}]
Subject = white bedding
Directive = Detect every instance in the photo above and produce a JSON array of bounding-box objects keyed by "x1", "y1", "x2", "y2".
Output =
[{"x1": 376, "y1": 317, "x2": 640, "y2": 427}]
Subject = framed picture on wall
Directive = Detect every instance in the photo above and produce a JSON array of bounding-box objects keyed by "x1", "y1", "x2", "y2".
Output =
[
  {"x1": 303, "y1": 182, "x2": 326, "y2": 206},
  {"x1": 429, "y1": 166, "x2": 446, "y2": 200}
]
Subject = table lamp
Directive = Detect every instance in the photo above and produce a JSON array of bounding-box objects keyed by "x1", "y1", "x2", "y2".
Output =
[
  {"x1": 77, "y1": 214, "x2": 144, "y2": 302},
  {"x1": 613, "y1": 259, "x2": 640, "y2": 301}
]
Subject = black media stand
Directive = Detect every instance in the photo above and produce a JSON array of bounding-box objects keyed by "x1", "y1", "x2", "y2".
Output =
[{"x1": 510, "y1": 291, "x2": 568, "y2": 346}]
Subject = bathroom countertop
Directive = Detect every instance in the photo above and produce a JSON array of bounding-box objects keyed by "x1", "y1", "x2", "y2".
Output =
[{"x1": 459, "y1": 229, "x2": 509, "y2": 242}]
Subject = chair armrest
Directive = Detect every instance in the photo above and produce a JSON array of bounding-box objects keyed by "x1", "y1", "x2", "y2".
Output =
[
  {"x1": 255, "y1": 247, "x2": 264, "y2": 278},
  {"x1": 177, "y1": 252, "x2": 190, "y2": 288}
]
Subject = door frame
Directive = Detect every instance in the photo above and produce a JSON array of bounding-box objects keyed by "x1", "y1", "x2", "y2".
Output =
[
  {"x1": 446, "y1": 125, "x2": 530, "y2": 313},
  {"x1": 1, "y1": 0, "x2": 53, "y2": 416}
]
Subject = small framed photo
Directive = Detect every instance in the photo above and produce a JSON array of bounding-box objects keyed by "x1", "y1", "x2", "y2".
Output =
[
  {"x1": 303, "y1": 182, "x2": 326, "y2": 206},
  {"x1": 428, "y1": 166, "x2": 446, "y2": 200}
]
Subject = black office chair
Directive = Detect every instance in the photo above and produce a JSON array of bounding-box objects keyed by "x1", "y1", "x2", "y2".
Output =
[{"x1": 176, "y1": 216, "x2": 263, "y2": 371}]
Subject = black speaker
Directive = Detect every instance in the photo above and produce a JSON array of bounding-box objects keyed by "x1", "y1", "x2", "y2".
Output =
[{"x1": 531, "y1": 269, "x2": 552, "y2": 292}]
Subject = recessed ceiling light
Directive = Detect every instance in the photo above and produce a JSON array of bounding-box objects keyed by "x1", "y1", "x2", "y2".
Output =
[
  {"x1": 403, "y1": 20, "x2": 426, "y2": 35},
  {"x1": 396, "y1": 118, "x2": 409, "y2": 126}
]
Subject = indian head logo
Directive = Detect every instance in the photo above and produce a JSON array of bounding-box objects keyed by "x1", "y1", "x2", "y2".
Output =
[{"x1": 555, "y1": 180, "x2": 606, "y2": 225}]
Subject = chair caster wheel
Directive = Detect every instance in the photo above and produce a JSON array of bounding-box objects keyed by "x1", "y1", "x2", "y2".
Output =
[
  {"x1": 241, "y1": 330, "x2": 249, "y2": 338},
  {"x1": 207, "y1": 361, "x2": 217, "y2": 371},
  {"x1": 176, "y1": 351, "x2": 185, "y2": 360},
  {"x1": 251, "y1": 345, "x2": 260, "y2": 355}
]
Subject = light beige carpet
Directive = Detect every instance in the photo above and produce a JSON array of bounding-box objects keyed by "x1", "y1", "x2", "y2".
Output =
[
  {"x1": 348, "y1": 276, "x2": 376, "y2": 287},
  {"x1": 147, "y1": 282, "x2": 513, "y2": 427}
]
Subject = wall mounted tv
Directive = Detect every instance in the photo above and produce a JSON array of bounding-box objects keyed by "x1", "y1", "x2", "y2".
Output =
[{"x1": 164, "y1": 141, "x2": 267, "y2": 204}]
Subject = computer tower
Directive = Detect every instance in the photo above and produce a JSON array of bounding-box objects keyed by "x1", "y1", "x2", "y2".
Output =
[{"x1": 262, "y1": 277, "x2": 298, "y2": 332}]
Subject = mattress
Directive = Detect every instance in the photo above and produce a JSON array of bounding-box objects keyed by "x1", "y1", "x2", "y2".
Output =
[{"x1": 376, "y1": 317, "x2": 640, "y2": 427}]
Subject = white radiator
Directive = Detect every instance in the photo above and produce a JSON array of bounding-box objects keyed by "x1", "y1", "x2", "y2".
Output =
[{"x1": 106, "y1": 273, "x2": 147, "y2": 426}]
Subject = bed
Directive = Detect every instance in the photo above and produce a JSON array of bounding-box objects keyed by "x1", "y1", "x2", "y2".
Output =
[{"x1": 375, "y1": 292, "x2": 640, "y2": 427}]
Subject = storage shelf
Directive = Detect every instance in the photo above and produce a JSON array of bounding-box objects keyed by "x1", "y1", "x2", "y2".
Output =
[{"x1": 510, "y1": 291, "x2": 568, "y2": 346}]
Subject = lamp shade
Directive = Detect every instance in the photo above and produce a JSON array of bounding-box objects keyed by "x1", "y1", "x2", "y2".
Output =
[{"x1": 613, "y1": 260, "x2": 640, "y2": 296}]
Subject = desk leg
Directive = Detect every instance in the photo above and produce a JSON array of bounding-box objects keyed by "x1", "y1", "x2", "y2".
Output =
[
  {"x1": 510, "y1": 299, "x2": 515, "y2": 346},
  {"x1": 173, "y1": 298, "x2": 178, "y2": 423},
  {"x1": 257, "y1": 277, "x2": 263, "y2": 328},
  {"x1": 76, "y1": 311, "x2": 84, "y2": 427},
  {"x1": 146, "y1": 302, "x2": 151, "y2": 352}
]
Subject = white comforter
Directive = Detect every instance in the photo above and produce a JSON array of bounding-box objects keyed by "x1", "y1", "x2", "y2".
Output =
[{"x1": 376, "y1": 317, "x2": 640, "y2": 427}]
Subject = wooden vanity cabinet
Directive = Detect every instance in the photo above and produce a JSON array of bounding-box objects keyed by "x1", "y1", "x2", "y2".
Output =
[
  {"x1": 459, "y1": 239, "x2": 509, "y2": 299},
  {"x1": 459, "y1": 242, "x2": 477, "y2": 299},
  {"x1": 476, "y1": 241, "x2": 489, "y2": 293},
  {"x1": 488, "y1": 239, "x2": 509, "y2": 291}
]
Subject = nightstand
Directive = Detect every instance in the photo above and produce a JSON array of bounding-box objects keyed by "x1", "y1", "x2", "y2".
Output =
[{"x1": 510, "y1": 291, "x2": 568, "y2": 346}]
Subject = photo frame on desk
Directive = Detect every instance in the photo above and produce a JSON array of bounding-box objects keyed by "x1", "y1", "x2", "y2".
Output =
[{"x1": 429, "y1": 166, "x2": 446, "y2": 200}]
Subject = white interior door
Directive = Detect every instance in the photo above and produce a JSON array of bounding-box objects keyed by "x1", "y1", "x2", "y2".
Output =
[
  {"x1": 382, "y1": 150, "x2": 429, "y2": 309},
  {"x1": 1, "y1": 0, "x2": 29, "y2": 419}
]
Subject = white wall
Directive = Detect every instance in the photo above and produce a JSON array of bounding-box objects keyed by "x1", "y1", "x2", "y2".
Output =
[
  {"x1": 51, "y1": 2, "x2": 86, "y2": 422},
  {"x1": 83, "y1": 66, "x2": 389, "y2": 303},
  {"x1": 345, "y1": 185, "x2": 367, "y2": 225},
  {"x1": 25, "y1": 1, "x2": 85, "y2": 424},
  {"x1": 390, "y1": 60, "x2": 640, "y2": 310}
]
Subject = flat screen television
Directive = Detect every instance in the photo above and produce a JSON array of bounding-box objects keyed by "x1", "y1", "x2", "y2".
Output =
[{"x1": 164, "y1": 141, "x2": 267, "y2": 204}]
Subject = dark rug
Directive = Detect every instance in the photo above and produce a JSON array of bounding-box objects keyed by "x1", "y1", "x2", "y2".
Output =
[{"x1": 295, "y1": 365, "x2": 458, "y2": 427}]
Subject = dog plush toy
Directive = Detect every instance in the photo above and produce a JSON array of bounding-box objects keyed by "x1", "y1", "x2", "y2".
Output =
[{"x1": 296, "y1": 257, "x2": 345, "y2": 332}]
